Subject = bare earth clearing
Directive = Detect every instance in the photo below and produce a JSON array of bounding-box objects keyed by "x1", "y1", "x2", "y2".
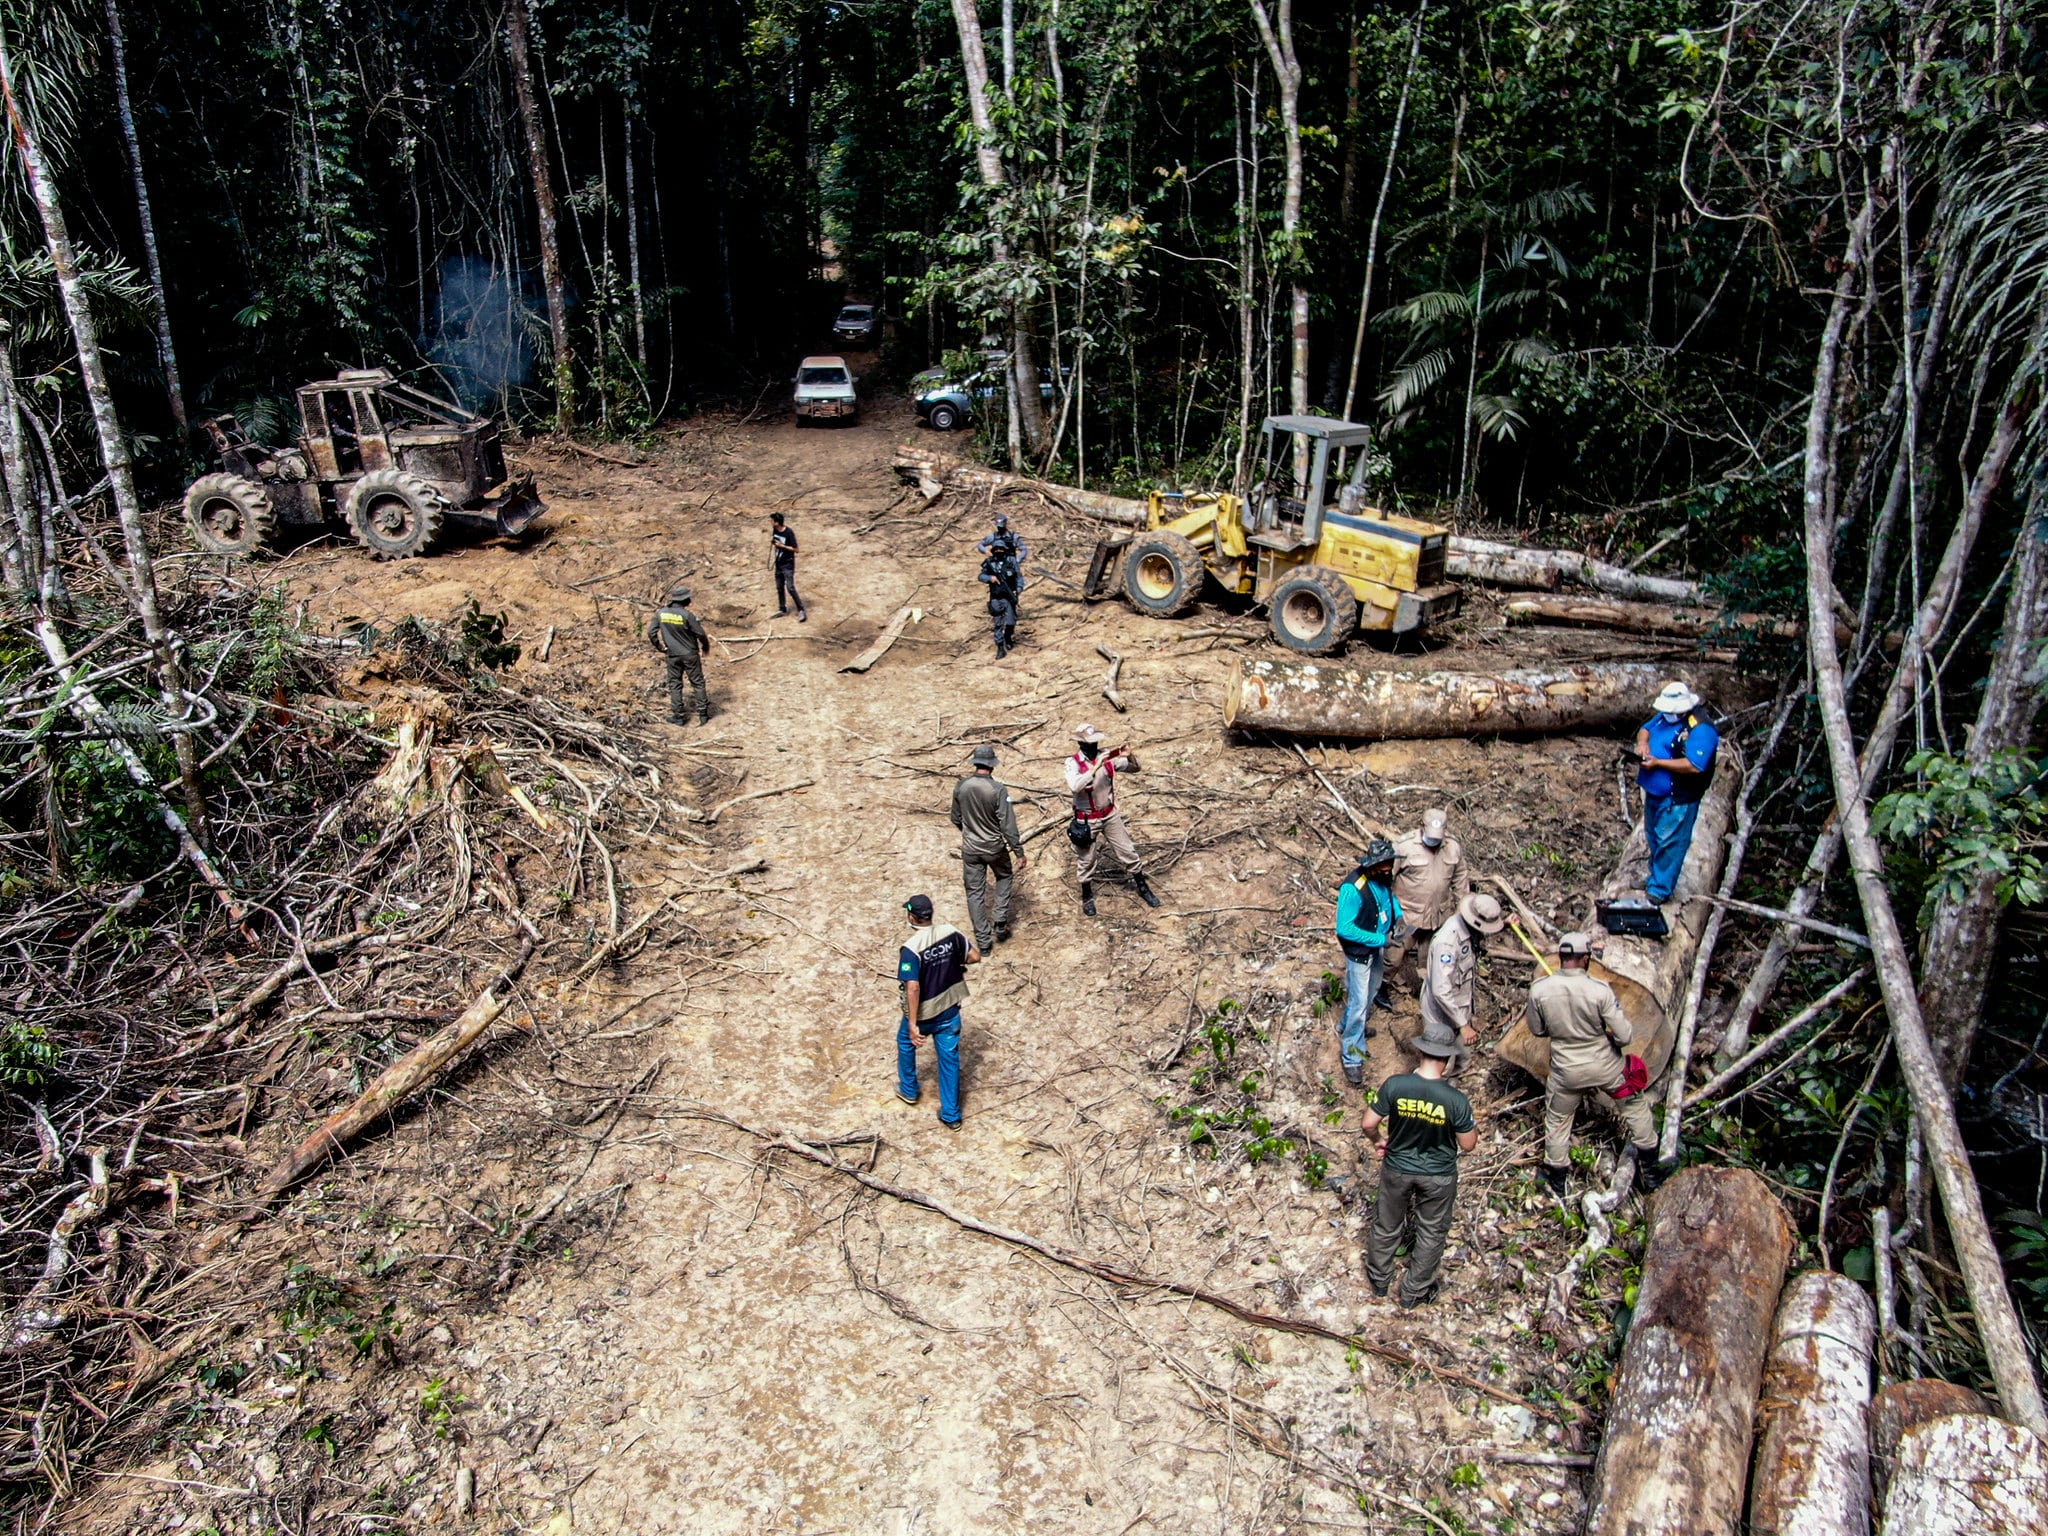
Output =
[{"x1": 74, "y1": 393, "x2": 1689, "y2": 1535}]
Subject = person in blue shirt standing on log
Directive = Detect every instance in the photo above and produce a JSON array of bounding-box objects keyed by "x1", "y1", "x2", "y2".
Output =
[
  {"x1": 1334, "y1": 839, "x2": 1402, "y2": 1089},
  {"x1": 1634, "y1": 681, "x2": 1719, "y2": 905}
]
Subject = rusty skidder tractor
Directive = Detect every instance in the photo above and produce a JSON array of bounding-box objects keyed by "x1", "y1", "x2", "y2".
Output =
[
  {"x1": 183, "y1": 369, "x2": 546, "y2": 559},
  {"x1": 1083, "y1": 415, "x2": 1461, "y2": 653}
]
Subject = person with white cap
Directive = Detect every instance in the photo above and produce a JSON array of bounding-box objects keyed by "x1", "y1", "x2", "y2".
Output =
[
  {"x1": 1363, "y1": 1033, "x2": 1478, "y2": 1308},
  {"x1": 1526, "y1": 932, "x2": 1663, "y2": 1197},
  {"x1": 1418, "y1": 892, "x2": 1506, "y2": 1070},
  {"x1": 1064, "y1": 725, "x2": 1160, "y2": 914},
  {"x1": 1634, "y1": 681, "x2": 1719, "y2": 905},
  {"x1": 951, "y1": 744, "x2": 1028, "y2": 950},
  {"x1": 1388, "y1": 806, "x2": 1472, "y2": 987}
]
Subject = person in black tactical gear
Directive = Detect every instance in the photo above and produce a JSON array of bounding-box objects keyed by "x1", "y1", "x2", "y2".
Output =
[
  {"x1": 769, "y1": 513, "x2": 807, "y2": 622},
  {"x1": 979, "y1": 548, "x2": 1021, "y2": 658},
  {"x1": 647, "y1": 586, "x2": 713, "y2": 725},
  {"x1": 978, "y1": 514, "x2": 1029, "y2": 617}
]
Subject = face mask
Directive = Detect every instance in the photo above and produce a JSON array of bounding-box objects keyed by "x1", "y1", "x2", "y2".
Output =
[
  {"x1": 1661, "y1": 712, "x2": 1682, "y2": 724},
  {"x1": 1080, "y1": 743, "x2": 1100, "y2": 760}
]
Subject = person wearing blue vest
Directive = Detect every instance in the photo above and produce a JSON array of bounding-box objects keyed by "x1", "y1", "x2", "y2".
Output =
[
  {"x1": 1334, "y1": 839, "x2": 1402, "y2": 1088},
  {"x1": 896, "y1": 893, "x2": 981, "y2": 1128},
  {"x1": 1634, "y1": 681, "x2": 1720, "y2": 904}
]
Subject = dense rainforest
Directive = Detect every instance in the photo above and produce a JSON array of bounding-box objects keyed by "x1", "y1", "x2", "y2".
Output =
[{"x1": 1, "y1": 0, "x2": 2048, "y2": 1513}]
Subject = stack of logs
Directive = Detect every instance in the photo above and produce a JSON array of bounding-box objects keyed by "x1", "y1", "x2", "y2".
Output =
[{"x1": 1589, "y1": 1166, "x2": 2046, "y2": 1533}]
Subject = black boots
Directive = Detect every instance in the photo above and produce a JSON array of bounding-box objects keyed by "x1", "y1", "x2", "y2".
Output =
[
  {"x1": 1343, "y1": 1062, "x2": 1363, "y2": 1088},
  {"x1": 1080, "y1": 881, "x2": 1096, "y2": 916},
  {"x1": 1636, "y1": 1156, "x2": 1668, "y2": 1195},
  {"x1": 1541, "y1": 1164, "x2": 1569, "y2": 1198},
  {"x1": 1133, "y1": 874, "x2": 1162, "y2": 908}
]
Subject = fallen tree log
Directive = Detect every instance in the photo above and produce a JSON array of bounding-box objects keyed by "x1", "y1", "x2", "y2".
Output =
[
  {"x1": 1497, "y1": 739, "x2": 1742, "y2": 1085},
  {"x1": 1451, "y1": 535, "x2": 1703, "y2": 603},
  {"x1": 1445, "y1": 551, "x2": 1564, "y2": 590},
  {"x1": 1879, "y1": 1414, "x2": 2047, "y2": 1533},
  {"x1": 253, "y1": 934, "x2": 537, "y2": 1204},
  {"x1": 840, "y1": 606, "x2": 916, "y2": 673},
  {"x1": 891, "y1": 445, "x2": 1146, "y2": 526},
  {"x1": 1748, "y1": 1270, "x2": 1876, "y2": 1536},
  {"x1": 1505, "y1": 596, "x2": 1903, "y2": 651},
  {"x1": 1584, "y1": 1166, "x2": 1792, "y2": 1536},
  {"x1": 1224, "y1": 657, "x2": 1695, "y2": 739},
  {"x1": 1867, "y1": 1379, "x2": 1987, "y2": 1509}
]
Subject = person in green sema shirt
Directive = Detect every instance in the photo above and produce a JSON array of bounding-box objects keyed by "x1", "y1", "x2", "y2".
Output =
[{"x1": 1362, "y1": 1035, "x2": 1478, "y2": 1308}]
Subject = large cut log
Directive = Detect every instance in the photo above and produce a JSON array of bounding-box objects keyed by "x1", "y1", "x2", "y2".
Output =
[
  {"x1": 1879, "y1": 1414, "x2": 2047, "y2": 1533},
  {"x1": 1497, "y1": 740, "x2": 1743, "y2": 1085},
  {"x1": 1749, "y1": 1271, "x2": 1876, "y2": 1536},
  {"x1": 1450, "y1": 534, "x2": 1703, "y2": 603},
  {"x1": 1446, "y1": 551, "x2": 1563, "y2": 590},
  {"x1": 1584, "y1": 1167, "x2": 1793, "y2": 1536},
  {"x1": 1506, "y1": 596, "x2": 1901, "y2": 650},
  {"x1": 892, "y1": 446, "x2": 1145, "y2": 526},
  {"x1": 1867, "y1": 1380, "x2": 1988, "y2": 1510},
  {"x1": 1224, "y1": 657, "x2": 1694, "y2": 740}
]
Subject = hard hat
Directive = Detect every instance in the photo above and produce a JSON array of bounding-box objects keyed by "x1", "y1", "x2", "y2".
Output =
[
  {"x1": 1458, "y1": 893, "x2": 1506, "y2": 935},
  {"x1": 1421, "y1": 807, "x2": 1448, "y2": 847},
  {"x1": 1074, "y1": 723, "x2": 1104, "y2": 743},
  {"x1": 970, "y1": 744, "x2": 999, "y2": 768},
  {"x1": 1653, "y1": 681, "x2": 1700, "y2": 714},
  {"x1": 1556, "y1": 931, "x2": 1594, "y2": 957}
]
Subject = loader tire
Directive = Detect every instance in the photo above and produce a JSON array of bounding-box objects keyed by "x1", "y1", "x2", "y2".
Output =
[
  {"x1": 1268, "y1": 565, "x2": 1359, "y2": 655},
  {"x1": 345, "y1": 469, "x2": 446, "y2": 559},
  {"x1": 1121, "y1": 531, "x2": 1204, "y2": 618},
  {"x1": 184, "y1": 473, "x2": 277, "y2": 557}
]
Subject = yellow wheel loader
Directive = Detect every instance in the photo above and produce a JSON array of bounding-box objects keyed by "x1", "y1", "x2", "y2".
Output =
[{"x1": 1082, "y1": 416, "x2": 1461, "y2": 653}]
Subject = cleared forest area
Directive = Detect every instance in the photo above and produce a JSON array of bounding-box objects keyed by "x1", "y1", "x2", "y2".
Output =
[{"x1": 0, "y1": 0, "x2": 2044, "y2": 1532}]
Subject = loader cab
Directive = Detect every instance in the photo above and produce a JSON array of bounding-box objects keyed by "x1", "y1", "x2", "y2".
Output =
[
  {"x1": 1249, "y1": 415, "x2": 1376, "y2": 552},
  {"x1": 298, "y1": 369, "x2": 400, "y2": 480}
]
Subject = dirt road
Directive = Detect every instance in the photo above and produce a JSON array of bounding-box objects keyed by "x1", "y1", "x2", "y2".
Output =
[{"x1": 89, "y1": 395, "x2": 1646, "y2": 1534}]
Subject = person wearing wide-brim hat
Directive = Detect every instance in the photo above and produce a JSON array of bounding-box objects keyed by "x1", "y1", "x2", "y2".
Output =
[
  {"x1": 1416, "y1": 892, "x2": 1506, "y2": 1072},
  {"x1": 1633, "y1": 680, "x2": 1719, "y2": 905},
  {"x1": 951, "y1": 743, "x2": 1029, "y2": 950},
  {"x1": 1333, "y1": 838, "x2": 1401, "y2": 1088},
  {"x1": 1064, "y1": 724, "x2": 1160, "y2": 915},
  {"x1": 1362, "y1": 1033, "x2": 1478, "y2": 1309},
  {"x1": 647, "y1": 586, "x2": 714, "y2": 725}
]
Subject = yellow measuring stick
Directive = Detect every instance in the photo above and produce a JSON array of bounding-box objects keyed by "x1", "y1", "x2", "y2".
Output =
[{"x1": 1509, "y1": 918, "x2": 1556, "y2": 976}]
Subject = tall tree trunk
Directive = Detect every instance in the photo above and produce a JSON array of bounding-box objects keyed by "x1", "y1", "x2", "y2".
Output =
[
  {"x1": 1249, "y1": 0, "x2": 1307, "y2": 476},
  {"x1": 624, "y1": 109, "x2": 647, "y2": 374},
  {"x1": 947, "y1": 0, "x2": 1044, "y2": 454},
  {"x1": 1232, "y1": 63, "x2": 1257, "y2": 494},
  {"x1": 0, "y1": 33, "x2": 208, "y2": 834},
  {"x1": 1456, "y1": 221, "x2": 1490, "y2": 512},
  {"x1": 506, "y1": 0, "x2": 575, "y2": 432},
  {"x1": 1918, "y1": 494, "x2": 2048, "y2": 1088},
  {"x1": 1341, "y1": 0, "x2": 1425, "y2": 426},
  {"x1": 1799, "y1": 194, "x2": 2047, "y2": 1439},
  {"x1": 103, "y1": 0, "x2": 186, "y2": 441},
  {"x1": 0, "y1": 339, "x2": 38, "y2": 600}
]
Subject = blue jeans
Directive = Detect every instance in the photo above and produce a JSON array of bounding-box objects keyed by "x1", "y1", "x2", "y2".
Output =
[
  {"x1": 1341, "y1": 951, "x2": 1384, "y2": 1068},
  {"x1": 897, "y1": 1013, "x2": 962, "y2": 1124},
  {"x1": 1643, "y1": 794, "x2": 1702, "y2": 902}
]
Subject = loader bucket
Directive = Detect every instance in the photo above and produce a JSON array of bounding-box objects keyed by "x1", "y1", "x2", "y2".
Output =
[
  {"x1": 1083, "y1": 535, "x2": 1132, "y2": 600},
  {"x1": 487, "y1": 475, "x2": 546, "y2": 537}
]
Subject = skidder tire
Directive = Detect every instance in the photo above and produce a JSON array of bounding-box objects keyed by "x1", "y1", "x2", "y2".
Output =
[
  {"x1": 1121, "y1": 531, "x2": 1204, "y2": 617},
  {"x1": 345, "y1": 469, "x2": 446, "y2": 559},
  {"x1": 1268, "y1": 565, "x2": 1359, "y2": 655},
  {"x1": 184, "y1": 473, "x2": 277, "y2": 557}
]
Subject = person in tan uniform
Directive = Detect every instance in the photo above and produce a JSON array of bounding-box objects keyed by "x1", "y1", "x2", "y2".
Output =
[
  {"x1": 1418, "y1": 892, "x2": 1506, "y2": 1072},
  {"x1": 1526, "y1": 933, "x2": 1664, "y2": 1198},
  {"x1": 1387, "y1": 808, "x2": 1471, "y2": 989},
  {"x1": 1065, "y1": 724, "x2": 1161, "y2": 915}
]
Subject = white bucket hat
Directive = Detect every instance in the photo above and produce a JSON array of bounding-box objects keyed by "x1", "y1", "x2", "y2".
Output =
[
  {"x1": 1074, "y1": 723, "x2": 1104, "y2": 744},
  {"x1": 1653, "y1": 681, "x2": 1700, "y2": 714}
]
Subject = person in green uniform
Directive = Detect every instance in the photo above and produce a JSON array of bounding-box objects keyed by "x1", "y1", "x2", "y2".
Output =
[{"x1": 1362, "y1": 1035, "x2": 1478, "y2": 1308}]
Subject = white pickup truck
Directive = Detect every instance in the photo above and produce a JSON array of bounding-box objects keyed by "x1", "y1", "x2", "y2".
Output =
[{"x1": 793, "y1": 356, "x2": 858, "y2": 426}]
